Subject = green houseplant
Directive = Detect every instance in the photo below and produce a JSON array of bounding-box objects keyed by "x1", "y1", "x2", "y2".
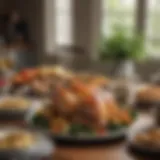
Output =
[
  {"x1": 100, "y1": 26, "x2": 145, "y2": 78},
  {"x1": 100, "y1": 26, "x2": 145, "y2": 61}
]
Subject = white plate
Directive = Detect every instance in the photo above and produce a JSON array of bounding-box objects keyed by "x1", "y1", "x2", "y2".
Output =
[{"x1": 0, "y1": 127, "x2": 54, "y2": 158}]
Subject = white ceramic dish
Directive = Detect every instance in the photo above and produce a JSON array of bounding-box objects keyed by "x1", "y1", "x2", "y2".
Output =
[{"x1": 0, "y1": 127, "x2": 54, "y2": 159}]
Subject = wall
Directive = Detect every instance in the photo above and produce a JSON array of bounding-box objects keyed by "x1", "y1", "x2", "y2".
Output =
[
  {"x1": 0, "y1": 0, "x2": 15, "y2": 14},
  {"x1": 0, "y1": 0, "x2": 6, "y2": 14},
  {"x1": 74, "y1": 0, "x2": 101, "y2": 60},
  {"x1": 63, "y1": 0, "x2": 102, "y2": 70}
]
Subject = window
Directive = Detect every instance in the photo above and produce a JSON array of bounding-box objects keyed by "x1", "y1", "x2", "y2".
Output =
[
  {"x1": 55, "y1": 0, "x2": 73, "y2": 45},
  {"x1": 102, "y1": 0, "x2": 136, "y2": 36},
  {"x1": 102, "y1": 0, "x2": 160, "y2": 57},
  {"x1": 146, "y1": 0, "x2": 160, "y2": 56}
]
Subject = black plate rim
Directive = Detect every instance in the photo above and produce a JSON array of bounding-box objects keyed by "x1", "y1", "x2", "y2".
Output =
[{"x1": 27, "y1": 123, "x2": 128, "y2": 144}]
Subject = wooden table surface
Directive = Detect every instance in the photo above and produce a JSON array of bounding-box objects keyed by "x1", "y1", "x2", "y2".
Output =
[
  {"x1": 54, "y1": 143, "x2": 132, "y2": 160},
  {"x1": 53, "y1": 113, "x2": 154, "y2": 160}
]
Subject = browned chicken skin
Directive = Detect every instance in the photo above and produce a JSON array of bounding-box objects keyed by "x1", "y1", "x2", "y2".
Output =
[{"x1": 52, "y1": 80, "x2": 118, "y2": 128}]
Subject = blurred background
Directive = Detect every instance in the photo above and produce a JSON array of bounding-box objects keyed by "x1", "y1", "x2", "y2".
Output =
[
  {"x1": 0, "y1": 0, "x2": 159, "y2": 80},
  {"x1": 0, "y1": 1, "x2": 160, "y2": 160}
]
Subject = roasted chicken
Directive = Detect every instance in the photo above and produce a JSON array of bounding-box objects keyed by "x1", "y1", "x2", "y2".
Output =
[
  {"x1": 11, "y1": 66, "x2": 134, "y2": 135},
  {"x1": 48, "y1": 78, "x2": 132, "y2": 131}
]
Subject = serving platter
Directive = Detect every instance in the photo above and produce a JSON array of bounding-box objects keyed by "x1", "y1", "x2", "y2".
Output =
[
  {"x1": 30, "y1": 124, "x2": 127, "y2": 145},
  {"x1": 50, "y1": 129, "x2": 126, "y2": 145},
  {"x1": 26, "y1": 108, "x2": 129, "y2": 145}
]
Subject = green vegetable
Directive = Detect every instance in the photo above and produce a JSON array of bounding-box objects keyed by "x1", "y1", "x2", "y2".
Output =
[
  {"x1": 69, "y1": 124, "x2": 95, "y2": 136},
  {"x1": 108, "y1": 110, "x2": 137, "y2": 131},
  {"x1": 108, "y1": 122, "x2": 127, "y2": 131},
  {"x1": 32, "y1": 114, "x2": 49, "y2": 129}
]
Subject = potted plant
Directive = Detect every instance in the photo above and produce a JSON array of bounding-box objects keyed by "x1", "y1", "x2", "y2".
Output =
[{"x1": 100, "y1": 26, "x2": 145, "y2": 79}]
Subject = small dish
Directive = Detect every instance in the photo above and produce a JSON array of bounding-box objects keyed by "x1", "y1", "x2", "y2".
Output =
[
  {"x1": 135, "y1": 85, "x2": 160, "y2": 108},
  {"x1": 0, "y1": 127, "x2": 54, "y2": 159},
  {"x1": 0, "y1": 96, "x2": 36, "y2": 121},
  {"x1": 127, "y1": 127, "x2": 160, "y2": 159}
]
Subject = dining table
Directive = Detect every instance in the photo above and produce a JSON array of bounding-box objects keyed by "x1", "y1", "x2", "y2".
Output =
[
  {"x1": 0, "y1": 109, "x2": 155, "y2": 160},
  {"x1": 54, "y1": 143, "x2": 132, "y2": 160}
]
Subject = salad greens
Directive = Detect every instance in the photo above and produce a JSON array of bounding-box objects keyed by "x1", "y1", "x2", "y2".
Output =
[
  {"x1": 32, "y1": 109, "x2": 137, "y2": 136},
  {"x1": 69, "y1": 124, "x2": 96, "y2": 136},
  {"x1": 108, "y1": 122, "x2": 127, "y2": 131},
  {"x1": 32, "y1": 114, "x2": 49, "y2": 129}
]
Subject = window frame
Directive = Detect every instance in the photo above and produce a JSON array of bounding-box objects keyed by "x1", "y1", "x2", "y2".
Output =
[{"x1": 136, "y1": 0, "x2": 147, "y2": 35}]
